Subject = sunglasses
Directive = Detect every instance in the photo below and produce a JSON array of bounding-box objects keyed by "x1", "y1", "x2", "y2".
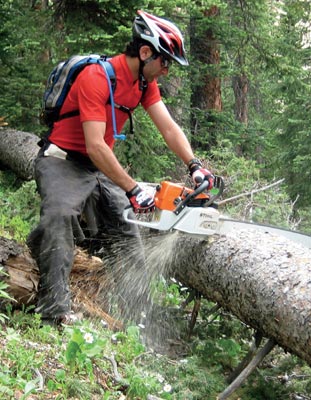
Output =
[{"x1": 159, "y1": 55, "x2": 172, "y2": 69}]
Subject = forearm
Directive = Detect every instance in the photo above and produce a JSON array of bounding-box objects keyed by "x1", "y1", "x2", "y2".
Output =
[
  {"x1": 147, "y1": 101, "x2": 195, "y2": 166},
  {"x1": 83, "y1": 121, "x2": 136, "y2": 192},
  {"x1": 161, "y1": 120, "x2": 195, "y2": 165},
  {"x1": 89, "y1": 145, "x2": 136, "y2": 192}
]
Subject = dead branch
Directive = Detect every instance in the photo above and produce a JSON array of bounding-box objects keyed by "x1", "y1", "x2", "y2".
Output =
[
  {"x1": 218, "y1": 178, "x2": 285, "y2": 206},
  {"x1": 217, "y1": 339, "x2": 276, "y2": 400}
]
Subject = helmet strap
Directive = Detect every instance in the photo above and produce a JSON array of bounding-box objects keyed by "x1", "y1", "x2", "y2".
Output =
[
  {"x1": 138, "y1": 53, "x2": 158, "y2": 91},
  {"x1": 138, "y1": 61, "x2": 148, "y2": 91}
]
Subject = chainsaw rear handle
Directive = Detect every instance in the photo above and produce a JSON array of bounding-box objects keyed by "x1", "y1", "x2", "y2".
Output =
[
  {"x1": 173, "y1": 175, "x2": 224, "y2": 215},
  {"x1": 206, "y1": 175, "x2": 225, "y2": 206}
]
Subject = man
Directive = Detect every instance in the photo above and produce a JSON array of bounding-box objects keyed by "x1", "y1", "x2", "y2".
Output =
[{"x1": 27, "y1": 10, "x2": 214, "y2": 325}]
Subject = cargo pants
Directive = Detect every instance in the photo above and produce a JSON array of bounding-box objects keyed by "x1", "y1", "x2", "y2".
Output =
[{"x1": 27, "y1": 145, "x2": 145, "y2": 321}]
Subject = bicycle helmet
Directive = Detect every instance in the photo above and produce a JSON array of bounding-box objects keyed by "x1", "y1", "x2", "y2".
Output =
[{"x1": 133, "y1": 10, "x2": 189, "y2": 66}]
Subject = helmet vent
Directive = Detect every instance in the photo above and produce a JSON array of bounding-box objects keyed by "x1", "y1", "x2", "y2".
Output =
[{"x1": 159, "y1": 37, "x2": 170, "y2": 52}]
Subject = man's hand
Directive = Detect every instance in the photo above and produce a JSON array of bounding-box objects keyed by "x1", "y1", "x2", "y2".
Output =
[
  {"x1": 188, "y1": 159, "x2": 214, "y2": 190},
  {"x1": 126, "y1": 185, "x2": 155, "y2": 213}
]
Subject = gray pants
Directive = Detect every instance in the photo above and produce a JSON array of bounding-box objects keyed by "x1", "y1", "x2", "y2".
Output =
[{"x1": 27, "y1": 149, "x2": 143, "y2": 320}]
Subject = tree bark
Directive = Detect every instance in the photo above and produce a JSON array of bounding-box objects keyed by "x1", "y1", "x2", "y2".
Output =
[{"x1": 0, "y1": 128, "x2": 39, "y2": 180}]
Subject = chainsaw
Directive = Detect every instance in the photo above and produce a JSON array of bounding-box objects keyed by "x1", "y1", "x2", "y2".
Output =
[{"x1": 123, "y1": 177, "x2": 311, "y2": 249}]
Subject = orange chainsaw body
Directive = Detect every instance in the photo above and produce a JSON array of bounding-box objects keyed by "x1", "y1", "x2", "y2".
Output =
[{"x1": 154, "y1": 181, "x2": 210, "y2": 211}]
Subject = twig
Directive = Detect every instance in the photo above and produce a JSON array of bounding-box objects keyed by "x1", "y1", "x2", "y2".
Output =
[
  {"x1": 218, "y1": 179, "x2": 285, "y2": 206},
  {"x1": 133, "y1": 350, "x2": 155, "y2": 365},
  {"x1": 217, "y1": 338, "x2": 276, "y2": 400},
  {"x1": 188, "y1": 293, "x2": 201, "y2": 338},
  {"x1": 103, "y1": 354, "x2": 123, "y2": 383},
  {"x1": 33, "y1": 368, "x2": 44, "y2": 391}
]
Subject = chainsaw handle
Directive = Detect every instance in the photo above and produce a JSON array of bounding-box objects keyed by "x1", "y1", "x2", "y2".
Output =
[
  {"x1": 173, "y1": 175, "x2": 224, "y2": 215},
  {"x1": 205, "y1": 175, "x2": 225, "y2": 206},
  {"x1": 174, "y1": 180, "x2": 209, "y2": 215}
]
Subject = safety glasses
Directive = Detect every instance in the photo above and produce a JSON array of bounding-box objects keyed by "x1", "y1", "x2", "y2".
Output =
[{"x1": 160, "y1": 55, "x2": 172, "y2": 69}]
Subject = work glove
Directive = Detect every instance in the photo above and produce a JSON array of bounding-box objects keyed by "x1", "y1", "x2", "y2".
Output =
[
  {"x1": 126, "y1": 184, "x2": 155, "y2": 213},
  {"x1": 188, "y1": 159, "x2": 214, "y2": 190}
]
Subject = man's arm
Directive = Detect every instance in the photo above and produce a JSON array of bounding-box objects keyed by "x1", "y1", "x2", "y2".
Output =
[
  {"x1": 147, "y1": 101, "x2": 214, "y2": 189},
  {"x1": 83, "y1": 120, "x2": 136, "y2": 192},
  {"x1": 146, "y1": 100, "x2": 195, "y2": 165}
]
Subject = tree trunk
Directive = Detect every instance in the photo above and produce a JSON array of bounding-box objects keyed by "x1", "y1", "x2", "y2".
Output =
[
  {"x1": 189, "y1": 6, "x2": 222, "y2": 151},
  {"x1": 171, "y1": 230, "x2": 311, "y2": 366},
  {"x1": 233, "y1": 72, "x2": 248, "y2": 126}
]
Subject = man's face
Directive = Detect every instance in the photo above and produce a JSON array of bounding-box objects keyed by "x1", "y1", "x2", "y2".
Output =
[{"x1": 140, "y1": 47, "x2": 172, "y2": 82}]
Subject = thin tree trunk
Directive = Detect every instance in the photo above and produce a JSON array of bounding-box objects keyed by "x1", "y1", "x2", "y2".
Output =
[{"x1": 190, "y1": 6, "x2": 222, "y2": 151}]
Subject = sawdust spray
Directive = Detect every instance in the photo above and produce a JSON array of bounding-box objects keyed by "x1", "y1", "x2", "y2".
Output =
[{"x1": 96, "y1": 229, "x2": 183, "y2": 352}]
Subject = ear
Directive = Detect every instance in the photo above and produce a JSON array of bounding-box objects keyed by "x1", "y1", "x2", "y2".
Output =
[{"x1": 139, "y1": 45, "x2": 153, "y2": 61}]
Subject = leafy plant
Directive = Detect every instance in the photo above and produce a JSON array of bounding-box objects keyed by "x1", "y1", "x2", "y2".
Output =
[
  {"x1": 64, "y1": 326, "x2": 107, "y2": 375},
  {"x1": 0, "y1": 174, "x2": 40, "y2": 241},
  {"x1": 0, "y1": 267, "x2": 15, "y2": 323}
]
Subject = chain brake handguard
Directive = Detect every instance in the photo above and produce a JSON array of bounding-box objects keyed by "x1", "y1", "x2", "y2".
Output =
[{"x1": 173, "y1": 175, "x2": 224, "y2": 215}]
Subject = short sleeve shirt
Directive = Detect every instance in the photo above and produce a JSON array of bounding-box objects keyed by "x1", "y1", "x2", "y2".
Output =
[{"x1": 49, "y1": 54, "x2": 161, "y2": 154}]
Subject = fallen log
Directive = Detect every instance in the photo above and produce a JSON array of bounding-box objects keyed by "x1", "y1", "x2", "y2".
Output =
[
  {"x1": 0, "y1": 236, "x2": 122, "y2": 330},
  {"x1": 171, "y1": 229, "x2": 311, "y2": 365}
]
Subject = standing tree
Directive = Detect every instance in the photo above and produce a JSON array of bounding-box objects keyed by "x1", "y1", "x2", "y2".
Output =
[{"x1": 189, "y1": 4, "x2": 222, "y2": 151}]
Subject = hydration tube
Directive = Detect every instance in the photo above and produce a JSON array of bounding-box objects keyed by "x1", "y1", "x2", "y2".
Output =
[{"x1": 98, "y1": 60, "x2": 126, "y2": 141}]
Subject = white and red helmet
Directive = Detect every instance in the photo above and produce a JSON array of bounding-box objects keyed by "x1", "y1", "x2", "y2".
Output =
[{"x1": 133, "y1": 10, "x2": 189, "y2": 66}]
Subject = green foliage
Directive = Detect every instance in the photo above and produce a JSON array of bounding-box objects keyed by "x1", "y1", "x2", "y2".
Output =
[
  {"x1": 198, "y1": 140, "x2": 309, "y2": 231},
  {"x1": 0, "y1": 1, "x2": 52, "y2": 133},
  {"x1": 0, "y1": 172, "x2": 40, "y2": 241},
  {"x1": 125, "y1": 364, "x2": 165, "y2": 399},
  {"x1": 151, "y1": 276, "x2": 185, "y2": 307},
  {"x1": 240, "y1": 353, "x2": 311, "y2": 399},
  {"x1": 1, "y1": 305, "x2": 311, "y2": 398},
  {"x1": 267, "y1": 1, "x2": 311, "y2": 207},
  {"x1": 112, "y1": 325, "x2": 145, "y2": 363},
  {"x1": 165, "y1": 356, "x2": 224, "y2": 399},
  {"x1": 64, "y1": 326, "x2": 107, "y2": 377},
  {"x1": 0, "y1": 267, "x2": 15, "y2": 323},
  {"x1": 114, "y1": 107, "x2": 178, "y2": 181}
]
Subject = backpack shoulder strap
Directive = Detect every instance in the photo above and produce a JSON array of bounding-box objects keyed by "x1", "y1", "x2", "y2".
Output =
[{"x1": 57, "y1": 58, "x2": 117, "y2": 123}]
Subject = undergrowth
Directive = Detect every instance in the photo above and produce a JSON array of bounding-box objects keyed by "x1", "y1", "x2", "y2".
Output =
[
  {"x1": 1, "y1": 293, "x2": 311, "y2": 399},
  {"x1": 0, "y1": 171, "x2": 40, "y2": 241}
]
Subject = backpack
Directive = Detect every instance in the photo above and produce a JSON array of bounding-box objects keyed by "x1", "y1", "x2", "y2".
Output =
[{"x1": 40, "y1": 54, "x2": 127, "y2": 140}]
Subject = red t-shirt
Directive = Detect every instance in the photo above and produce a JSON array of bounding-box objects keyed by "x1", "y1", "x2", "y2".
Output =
[{"x1": 49, "y1": 54, "x2": 161, "y2": 154}]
